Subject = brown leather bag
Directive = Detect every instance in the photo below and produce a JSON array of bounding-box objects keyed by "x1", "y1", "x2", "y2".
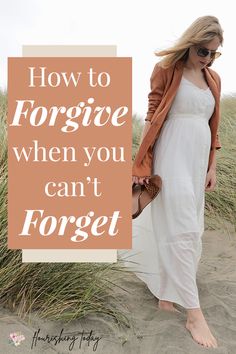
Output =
[{"x1": 132, "y1": 175, "x2": 162, "y2": 219}]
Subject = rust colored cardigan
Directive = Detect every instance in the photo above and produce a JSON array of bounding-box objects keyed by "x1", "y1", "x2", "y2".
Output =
[{"x1": 132, "y1": 58, "x2": 221, "y2": 178}]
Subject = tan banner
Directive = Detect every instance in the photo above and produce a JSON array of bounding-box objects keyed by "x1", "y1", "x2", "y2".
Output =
[
  {"x1": 8, "y1": 50, "x2": 132, "y2": 252},
  {"x1": 22, "y1": 45, "x2": 119, "y2": 263}
]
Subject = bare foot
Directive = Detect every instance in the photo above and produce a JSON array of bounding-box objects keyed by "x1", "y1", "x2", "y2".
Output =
[
  {"x1": 158, "y1": 300, "x2": 180, "y2": 313},
  {"x1": 186, "y1": 308, "x2": 218, "y2": 348}
]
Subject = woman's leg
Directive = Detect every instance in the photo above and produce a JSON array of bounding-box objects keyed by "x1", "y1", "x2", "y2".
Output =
[
  {"x1": 186, "y1": 308, "x2": 218, "y2": 348},
  {"x1": 158, "y1": 300, "x2": 180, "y2": 313}
]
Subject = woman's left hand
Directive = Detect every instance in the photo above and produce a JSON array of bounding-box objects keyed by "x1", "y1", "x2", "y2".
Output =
[{"x1": 205, "y1": 169, "x2": 217, "y2": 192}]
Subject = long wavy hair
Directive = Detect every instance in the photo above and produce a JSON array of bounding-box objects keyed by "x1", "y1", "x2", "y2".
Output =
[{"x1": 155, "y1": 16, "x2": 224, "y2": 69}]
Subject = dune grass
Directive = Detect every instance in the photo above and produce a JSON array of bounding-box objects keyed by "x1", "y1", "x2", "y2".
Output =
[{"x1": 204, "y1": 95, "x2": 236, "y2": 229}]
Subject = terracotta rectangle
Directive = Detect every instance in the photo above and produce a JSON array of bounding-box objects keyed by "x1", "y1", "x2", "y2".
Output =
[{"x1": 8, "y1": 57, "x2": 132, "y2": 249}]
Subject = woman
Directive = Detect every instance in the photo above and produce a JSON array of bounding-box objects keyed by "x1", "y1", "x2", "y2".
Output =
[{"x1": 120, "y1": 16, "x2": 223, "y2": 348}]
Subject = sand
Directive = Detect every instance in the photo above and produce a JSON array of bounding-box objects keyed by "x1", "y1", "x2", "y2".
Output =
[{"x1": 0, "y1": 223, "x2": 236, "y2": 353}]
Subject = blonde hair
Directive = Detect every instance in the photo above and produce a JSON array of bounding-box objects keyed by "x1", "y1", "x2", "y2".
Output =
[{"x1": 155, "y1": 16, "x2": 224, "y2": 69}]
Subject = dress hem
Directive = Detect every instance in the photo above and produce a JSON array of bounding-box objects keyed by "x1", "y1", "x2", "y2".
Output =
[{"x1": 134, "y1": 272, "x2": 201, "y2": 309}]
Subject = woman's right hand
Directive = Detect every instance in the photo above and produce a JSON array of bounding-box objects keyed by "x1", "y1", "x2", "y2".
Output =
[{"x1": 132, "y1": 176, "x2": 150, "y2": 185}]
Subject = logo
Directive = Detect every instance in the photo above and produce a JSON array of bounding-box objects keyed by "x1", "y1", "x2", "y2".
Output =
[{"x1": 9, "y1": 331, "x2": 25, "y2": 346}]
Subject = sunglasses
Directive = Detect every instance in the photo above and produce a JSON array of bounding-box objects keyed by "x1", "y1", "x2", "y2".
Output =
[{"x1": 195, "y1": 46, "x2": 221, "y2": 60}]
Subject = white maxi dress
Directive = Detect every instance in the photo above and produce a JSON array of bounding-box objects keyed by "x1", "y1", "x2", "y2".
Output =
[{"x1": 119, "y1": 75, "x2": 215, "y2": 309}]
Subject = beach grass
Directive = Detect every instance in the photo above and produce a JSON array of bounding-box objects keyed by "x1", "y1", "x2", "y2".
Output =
[{"x1": 206, "y1": 94, "x2": 236, "y2": 229}]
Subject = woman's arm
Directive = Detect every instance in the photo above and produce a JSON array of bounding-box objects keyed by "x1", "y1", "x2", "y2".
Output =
[
  {"x1": 132, "y1": 63, "x2": 166, "y2": 182},
  {"x1": 140, "y1": 121, "x2": 151, "y2": 143},
  {"x1": 208, "y1": 149, "x2": 217, "y2": 171},
  {"x1": 205, "y1": 148, "x2": 217, "y2": 191},
  {"x1": 144, "y1": 63, "x2": 165, "y2": 123},
  {"x1": 138, "y1": 63, "x2": 165, "y2": 147}
]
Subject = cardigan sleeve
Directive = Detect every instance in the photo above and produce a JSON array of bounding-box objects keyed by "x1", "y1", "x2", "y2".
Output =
[
  {"x1": 144, "y1": 63, "x2": 166, "y2": 122},
  {"x1": 132, "y1": 63, "x2": 166, "y2": 177}
]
